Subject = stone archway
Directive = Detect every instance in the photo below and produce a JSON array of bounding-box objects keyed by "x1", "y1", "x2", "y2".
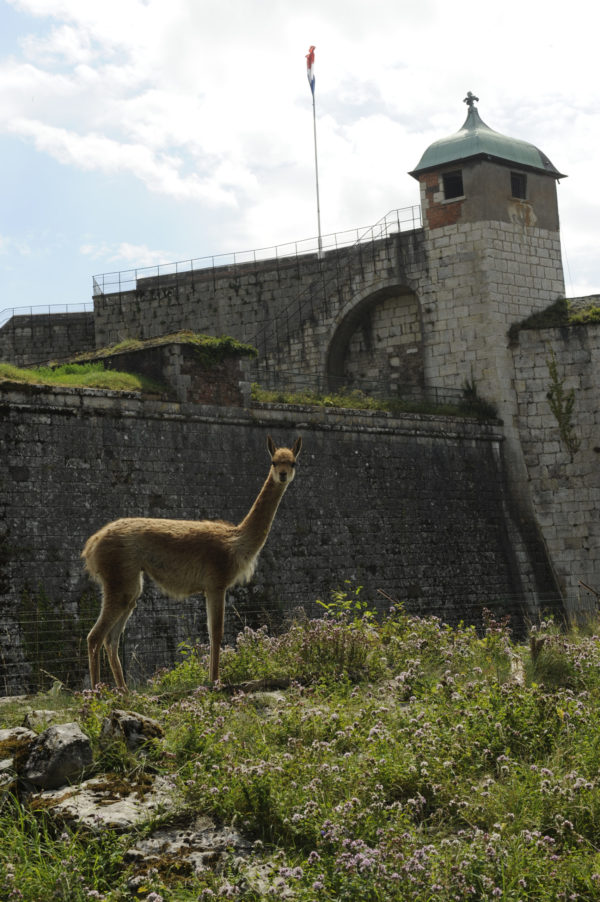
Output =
[{"x1": 326, "y1": 285, "x2": 424, "y2": 395}]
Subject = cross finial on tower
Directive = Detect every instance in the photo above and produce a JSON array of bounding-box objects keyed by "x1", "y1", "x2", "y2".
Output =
[{"x1": 463, "y1": 91, "x2": 479, "y2": 109}]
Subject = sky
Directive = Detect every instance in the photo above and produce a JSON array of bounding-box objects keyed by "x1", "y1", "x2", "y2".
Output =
[{"x1": 0, "y1": 0, "x2": 599, "y2": 322}]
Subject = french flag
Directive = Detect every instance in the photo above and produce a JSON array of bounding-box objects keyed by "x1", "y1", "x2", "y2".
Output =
[{"x1": 306, "y1": 45, "x2": 315, "y2": 96}]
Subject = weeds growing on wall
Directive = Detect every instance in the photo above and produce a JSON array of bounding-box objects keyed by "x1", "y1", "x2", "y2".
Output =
[
  {"x1": 252, "y1": 383, "x2": 497, "y2": 420},
  {"x1": 546, "y1": 348, "x2": 580, "y2": 460},
  {"x1": 460, "y1": 376, "x2": 498, "y2": 420},
  {"x1": 86, "y1": 330, "x2": 257, "y2": 366},
  {"x1": 509, "y1": 297, "x2": 600, "y2": 345},
  {"x1": 5, "y1": 597, "x2": 600, "y2": 899},
  {"x1": 569, "y1": 304, "x2": 600, "y2": 325}
]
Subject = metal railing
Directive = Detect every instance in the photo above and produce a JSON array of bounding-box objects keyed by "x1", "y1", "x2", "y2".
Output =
[
  {"x1": 0, "y1": 302, "x2": 93, "y2": 329},
  {"x1": 245, "y1": 368, "x2": 473, "y2": 410},
  {"x1": 92, "y1": 206, "x2": 422, "y2": 297},
  {"x1": 249, "y1": 206, "x2": 423, "y2": 361}
]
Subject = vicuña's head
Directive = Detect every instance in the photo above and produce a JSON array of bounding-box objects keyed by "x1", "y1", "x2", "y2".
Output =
[{"x1": 267, "y1": 434, "x2": 302, "y2": 486}]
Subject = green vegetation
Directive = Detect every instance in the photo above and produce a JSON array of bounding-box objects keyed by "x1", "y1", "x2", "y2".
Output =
[
  {"x1": 569, "y1": 304, "x2": 600, "y2": 325},
  {"x1": 0, "y1": 360, "x2": 163, "y2": 393},
  {"x1": 4, "y1": 594, "x2": 600, "y2": 900},
  {"x1": 0, "y1": 332, "x2": 257, "y2": 393},
  {"x1": 252, "y1": 382, "x2": 497, "y2": 420},
  {"x1": 509, "y1": 297, "x2": 600, "y2": 344},
  {"x1": 546, "y1": 348, "x2": 581, "y2": 460},
  {"x1": 78, "y1": 330, "x2": 258, "y2": 366}
]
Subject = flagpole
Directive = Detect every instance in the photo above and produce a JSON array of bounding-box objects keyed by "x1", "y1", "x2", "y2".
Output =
[
  {"x1": 306, "y1": 45, "x2": 324, "y2": 260},
  {"x1": 312, "y1": 90, "x2": 323, "y2": 260}
]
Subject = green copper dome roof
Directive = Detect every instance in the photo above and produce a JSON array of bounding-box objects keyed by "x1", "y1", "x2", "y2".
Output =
[{"x1": 410, "y1": 93, "x2": 566, "y2": 179}]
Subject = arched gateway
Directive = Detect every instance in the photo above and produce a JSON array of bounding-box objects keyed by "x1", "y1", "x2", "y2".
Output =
[{"x1": 325, "y1": 283, "x2": 423, "y2": 395}]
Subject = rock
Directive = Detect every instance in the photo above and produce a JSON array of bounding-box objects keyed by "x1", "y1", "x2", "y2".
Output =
[
  {"x1": 21, "y1": 722, "x2": 92, "y2": 790},
  {"x1": 0, "y1": 727, "x2": 37, "y2": 794},
  {"x1": 124, "y1": 814, "x2": 252, "y2": 877},
  {"x1": 101, "y1": 709, "x2": 164, "y2": 751},
  {"x1": 251, "y1": 691, "x2": 287, "y2": 710},
  {"x1": 22, "y1": 709, "x2": 64, "y2": 731},
  {"x1": 33, "y1": 773, "x2": 176, "y2": 831},
  {"x1": 0, "y1": 726, "x2": 37, "y2": 758},
  {"x1": 0, "y1": 756, "x2": 18, "y2": 792},
  {"x1": 0, "y1": 695, "x2": 28, "y2": 707}
]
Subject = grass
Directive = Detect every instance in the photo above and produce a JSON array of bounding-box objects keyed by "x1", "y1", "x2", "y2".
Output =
[
  {"x1": 0, "y1": 332, "x2": 257, "y2": 394},
  {"x1": 0, "y1": 365, "x2": 497, "y2": 418},
  {"x1": 0, "y1": 361, "x2": 164, "y2": 393},
  {"x1": 509, "y1": 297, "x2": 600, "y2": 344},
  {"x1": 3, "y1": 595, "x2": 600, "y2": 900},
  {"x1": 71, "y1": 330, "x2": 257, "y2": 366},
  {"x1": 251, "y1": 384, "x2": 497, "y2": 420}
]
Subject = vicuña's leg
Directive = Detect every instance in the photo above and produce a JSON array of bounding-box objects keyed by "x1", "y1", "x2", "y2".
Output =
[
  {"x1": 88, "y1": 603, "x2": 117, "y2": 689},
  {"x1": 206, "y1": 588, "x2": 226, "y2": 683},
  {"x1": 103, "y1": 599, "x2": 138, "y2": 690},
  {"x1": 87, "y1": 575, "x2": 142, "y2": 690}
]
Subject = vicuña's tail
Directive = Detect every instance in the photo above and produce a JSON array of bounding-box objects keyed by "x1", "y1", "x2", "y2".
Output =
[{"x1": 81, "y1": 532, "x2": 101, "y2": 581}]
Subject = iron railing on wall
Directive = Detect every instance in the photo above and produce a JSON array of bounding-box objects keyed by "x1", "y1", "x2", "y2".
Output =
[
  {"x1": 0, "y1": 303, "x2": 96, "y2": 367},
  {"x1": 243, "y1": 369, "x2": 473, "y2": 410},
  {"x1": 0, "y1": 302, "x2": 94, "y2": 330},
  {"x1": 91, "y1": 206, "x2": 422, "y2": 297}
]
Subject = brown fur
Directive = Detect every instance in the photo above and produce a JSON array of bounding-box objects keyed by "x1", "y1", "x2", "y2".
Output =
[{"x1": 82, "y1": 435, "x2": 302, "y2": 689}]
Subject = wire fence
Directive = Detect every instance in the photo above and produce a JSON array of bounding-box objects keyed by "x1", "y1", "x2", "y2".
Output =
[
  {"x1": 1, "y1": 588, "x2": 597, "y2": 699},
  {"x1": 0, "y1": 596, "x2": 319, "y2": 698}
]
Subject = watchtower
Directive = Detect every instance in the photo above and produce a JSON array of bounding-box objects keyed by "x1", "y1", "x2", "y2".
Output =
[
  {"x1": 410, "y1": 91, "x2": 566, "y2": 409},
  {"x1": 410, "y1": 93, "x2": 567, "y2": 600}
]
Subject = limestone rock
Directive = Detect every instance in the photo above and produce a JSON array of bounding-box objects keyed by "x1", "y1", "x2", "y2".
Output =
[
  {"x1": 101, "y1": 708, "x2": 164, "y2": 751},
  {"x1": 33, "y1": 773, "x2": 175, "y2": 831},
  {"x1": 124, "y1": 814, "x2": 252, "y2": 876},
  {"x1": 21, "y1": 722, "x2": 92, "y2": 790},
  {"x1": 22, "y1": 709, "x2": 64, "y2": 731},
  {"x1": 0, "y1": 727, "x2": 37, "y2": 793},
  {"x1": 251, "y1": 691, "x2": 287, "y2": 710},
  {"x1": 0, "y1": 755, "x2": 18, "y2": 792},
  {"x1": 0, "y1": 726, "x2": 36, "y2": 758}
]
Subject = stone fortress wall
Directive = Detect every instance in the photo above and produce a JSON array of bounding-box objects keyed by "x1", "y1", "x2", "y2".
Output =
[
  {"x1": 1, "y1": 99, "x2": 599, "y2": 694},
  {"x1": 0, "y1": 381, "x2": 556, "y2": 694}
]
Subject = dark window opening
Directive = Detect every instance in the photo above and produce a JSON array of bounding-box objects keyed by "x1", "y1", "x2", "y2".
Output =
[
  {"x1": 511, "y1": 172, "x2": 527, "y2": 199},
  {"x1": 442, "y1": 170, "x2": 464, "y2": 200}
]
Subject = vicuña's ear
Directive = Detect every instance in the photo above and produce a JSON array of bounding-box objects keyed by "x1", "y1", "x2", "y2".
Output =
[
  {"x1": 292, "y1": 436, "x2": 302, "y2": 457},
  {"x1": 267, "y1": 434, "x2": 277, "y2": 457}
]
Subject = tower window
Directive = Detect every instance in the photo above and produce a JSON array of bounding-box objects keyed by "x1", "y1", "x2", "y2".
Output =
[
  {"x1": 511, "y1": 172, "x2": 527, "y2": 199},
  {"x1": 442, "y1": 170, "x2": 464, "y2": 199}
]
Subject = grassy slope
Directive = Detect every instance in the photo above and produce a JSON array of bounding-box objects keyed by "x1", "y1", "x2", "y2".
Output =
[
  {"x1": 0, "y1": 361, "x2": 162, "y2": 393},
  {"x1": 2, "y1": 595, "x2": 600, "y2": 900},
  {"x1": 0, "y1": 332, "x2": 257, "y2": 394}
]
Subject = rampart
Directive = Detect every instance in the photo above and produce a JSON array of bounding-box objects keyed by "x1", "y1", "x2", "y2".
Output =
[
  {"x1": 512, "y1": 320, "x2": 600, "y2": 598},
  {"x1": 0, "y1": 311, "x2": 95, "y2": 366},
  {"x1": 0, "y1": 383, "x2": 553, "y2": 694}
]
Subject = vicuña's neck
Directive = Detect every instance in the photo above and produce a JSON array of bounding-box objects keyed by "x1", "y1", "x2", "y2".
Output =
[{"x1": 237, "y1": 473, "x2": 288, "y2": 552}]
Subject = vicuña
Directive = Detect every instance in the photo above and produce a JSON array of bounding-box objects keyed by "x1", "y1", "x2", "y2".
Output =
[{"x1": 83, "y1": 434, "x2": 302, "y2": 689}]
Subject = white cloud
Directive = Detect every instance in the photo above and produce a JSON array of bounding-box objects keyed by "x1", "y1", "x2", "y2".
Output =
[
  {"x1": 0, "y1": 233, "x2": 31, "y2": 256},
  {"x1": 7, "y1": 117, "x2": 243, "y2": 204},
  {"x1": 81, "y1": 241, "x2": 173, "y2": 268},
  {"x1": 1, "y1": 0, "x2": 600, "y2": 300},
  {"x1": 20, "y1": 23, "x2": 95, "y2": 64}
]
